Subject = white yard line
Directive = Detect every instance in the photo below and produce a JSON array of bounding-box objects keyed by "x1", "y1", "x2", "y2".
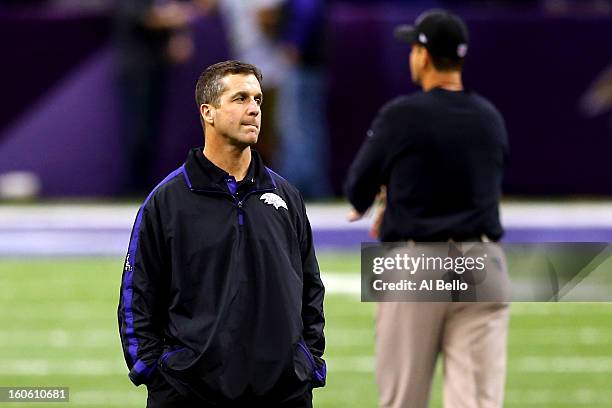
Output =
[
  {"x1": 510, "y1": 303, "x2": 612, "y2": 315},
  {"x1": 0, "y1": 329, "x2": 117, "y2": 348},
  {"x1": 2, "y1": 353, "x2": 612, "y2": 376},
  {"x1": 2, "y1": 325, "x2": 611, "y2": 349},
  {"x1": 69, "y1": 391, "x2": 144, "y2": 406},
  {"x1": 512, "y1": 357, "x2": 612, "y2": 373},
  {"x1": 505, "y1": 389, "x2": 612, "y2": 405},
  {"x1": 321, "y1": 273, "x2": 361, "y2": 296},
  {"x1": 3, "y1": 202, "x2": 612, "y2": 230},
  {"x1": 0, "y1": 359, "x2": 125, "y2": 376}
]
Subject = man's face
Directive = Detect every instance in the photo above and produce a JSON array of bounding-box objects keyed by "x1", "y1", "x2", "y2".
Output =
[{"x1": 208, "y1": 73, "x2": 263, "y2": 147}]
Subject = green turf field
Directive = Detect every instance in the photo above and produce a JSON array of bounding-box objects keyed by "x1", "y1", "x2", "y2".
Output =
[{"x1": 1, "y1": 253, "x2": 611, "y2": 407}]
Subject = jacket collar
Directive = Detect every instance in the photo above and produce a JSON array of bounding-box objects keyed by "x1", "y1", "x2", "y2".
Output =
[{"x1": 183, "y1": 147, "x2": 276, "y2": 192}]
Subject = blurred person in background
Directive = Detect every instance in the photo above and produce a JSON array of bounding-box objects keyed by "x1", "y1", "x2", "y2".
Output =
[
  {"x1": 542, "y1": 0, "x2": 612, "y2": 14},
  {"x1": 276, "y1": 0, "x2": 332, "y2": 199},
  {"x1": 208, "y1": 0, "x2": 288, "y2": 166},
  {"x1": 114, "y1": 0, "x2": 211, "y2": 196},
  {"x1": 49, "y1": 0, "x2": 110, "y2": 10},
  {"x1": 345, "y1": 10, "x2": 509, "y2": 408},
  {"x1": 0, "y1": 0, "x2": 46, "y2": 5},
  {"x1": 581, "y1": 64, "x2": 612, "y2": 128}
]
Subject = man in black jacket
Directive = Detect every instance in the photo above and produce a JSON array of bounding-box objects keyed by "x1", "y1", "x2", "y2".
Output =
[
  {"x1": 118, "y1": 60, "x2": 326, "y2": 407},
  {"x1": 345, "y1": 10, "x2": 509, "y2": 408}
]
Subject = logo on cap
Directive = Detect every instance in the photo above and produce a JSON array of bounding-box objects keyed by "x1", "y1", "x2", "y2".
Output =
[
  {"x1": 418, "y1": 33, "x2": 428, "y2": 44},
  {"x1": 457, "y1": 43, "x2": 468, "y2": 58}
]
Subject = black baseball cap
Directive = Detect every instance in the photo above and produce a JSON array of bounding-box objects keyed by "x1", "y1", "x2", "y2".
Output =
[{"x1": 394, "y1": 9, "x2": 469, "y2": 60}]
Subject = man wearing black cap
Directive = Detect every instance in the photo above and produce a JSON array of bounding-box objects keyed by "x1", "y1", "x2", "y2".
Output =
[{"x1": 345, "y1": 9, "x2": 510, "y2": 408}]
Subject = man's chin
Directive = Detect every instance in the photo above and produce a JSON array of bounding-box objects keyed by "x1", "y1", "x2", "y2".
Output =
[
  {"x1": 231, "y1": 135, "x2": 258, "y2": 149},
  {"x1": 244, "y1": 135, "x2": 258, "y2": 146}
]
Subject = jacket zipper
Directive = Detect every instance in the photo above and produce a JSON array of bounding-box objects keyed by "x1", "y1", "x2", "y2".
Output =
[
  {"x1": 237, "y1": 200, "x2": 244, "y2": 228},
  {"x1": 234, "y1": 188, "x2": 275, "y2": 228},
  {"x1": 190, "y1": 186, "x2": 275, "y2": 230}
]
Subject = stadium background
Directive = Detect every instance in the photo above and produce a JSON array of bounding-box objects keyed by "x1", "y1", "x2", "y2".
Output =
[{"x1": 1, "y1": 1, "x2": 612, "y2": 407}]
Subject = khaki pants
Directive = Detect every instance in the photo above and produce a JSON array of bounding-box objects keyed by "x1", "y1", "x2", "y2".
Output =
[{"x1": 375, "y1": 301, "x2": 509, "y2": 408}]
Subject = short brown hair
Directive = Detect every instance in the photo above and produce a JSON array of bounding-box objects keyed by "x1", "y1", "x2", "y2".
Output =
[
  {"x1": 195, "y1": 60, "x2": 263, "y2": 109},
  {"x1": 430, "y1": 54, "x2": 464, "y2": 72}
]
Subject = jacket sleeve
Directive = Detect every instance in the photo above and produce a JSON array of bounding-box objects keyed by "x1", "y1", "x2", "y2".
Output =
[
  {"x1": 344, "y1": 101, "x2": 403, "y2": 213},
  {"x1": 298, "y1": 197, "x2": 327, "y2": 387},
  {"x1": 118, "y1": 200, "x2": 169, "y2": 386}
]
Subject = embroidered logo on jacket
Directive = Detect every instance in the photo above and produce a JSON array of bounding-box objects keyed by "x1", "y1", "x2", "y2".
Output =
[
  {"x1": 123, "y1": 254, "x2": 133, "y2": 272},
  {"x1": 260, "y1": 193, "x2": 288, "y2": 210}
]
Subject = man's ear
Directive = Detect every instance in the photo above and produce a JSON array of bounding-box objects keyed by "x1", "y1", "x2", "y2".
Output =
[
  {"x1": 422, "y1": 48, "x2": 433, "y2": 71},
  {"x1": 201, "y1": 103, "x2": 215, "y2": 125}
]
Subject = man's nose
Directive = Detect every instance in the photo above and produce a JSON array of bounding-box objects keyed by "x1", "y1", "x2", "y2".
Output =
[{"x1": 247, "y1": 99, "x2": 260, "y2": 115}]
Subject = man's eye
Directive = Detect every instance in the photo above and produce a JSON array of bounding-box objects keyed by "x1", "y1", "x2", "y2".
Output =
[
  {"x1": 235, "y1": 97, "x2": 245, "y2": 102},
  {"x1": 255, "y1": 98, "x2": 262, "y2": 105}
]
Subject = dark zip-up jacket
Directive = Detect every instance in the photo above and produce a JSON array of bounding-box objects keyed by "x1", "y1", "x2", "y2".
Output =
[{"x1": 118, "y1": 148, "x2": 326, "y2": 403}]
